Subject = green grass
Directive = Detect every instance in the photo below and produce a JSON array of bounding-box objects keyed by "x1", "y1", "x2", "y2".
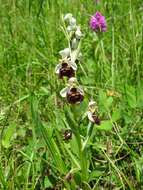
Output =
[{"x1": 0, "y1": 0, "x2": 143, "y2": 189}]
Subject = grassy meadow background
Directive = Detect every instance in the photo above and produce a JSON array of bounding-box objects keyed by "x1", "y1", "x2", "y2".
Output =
[{"x1": 0, "y1": 0, "x2": 143, "y2": 189}]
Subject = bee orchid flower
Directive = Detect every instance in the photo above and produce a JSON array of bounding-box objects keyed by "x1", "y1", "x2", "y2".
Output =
[
  {"x1": 55, "y1": 57, "x2": 77, "y2": 79},
  {"x1": 87, "y1": 101, "x2": 101, "y2": 125},
  {"x1": 60, "y1": 77, "x2": 84, "y2": 104}
]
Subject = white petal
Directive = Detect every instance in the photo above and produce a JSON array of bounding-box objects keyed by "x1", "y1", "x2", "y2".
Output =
[
  {"x1": 60, "y1": 87, "x2": 69, "y2": 97},
  {"x1": 87, "y1": 112, "x2": 95, "y2": 123},
  {"x1": 55, "y1": 64, "x2": 61, "y2": 74},
  {"x1": 64, "y1": 13, "x2": 72, "y2": 21},
  {"x1": 59, "y1": 48, "x2": 70, "y2": 58},
  {"x1": 69, "y1": 61, "x2": 77, "y2": 71}
]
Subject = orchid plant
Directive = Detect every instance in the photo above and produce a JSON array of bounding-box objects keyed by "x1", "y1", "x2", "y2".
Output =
[{"x1": 53, "y1": 12, "x2": 108, "y2": 188}]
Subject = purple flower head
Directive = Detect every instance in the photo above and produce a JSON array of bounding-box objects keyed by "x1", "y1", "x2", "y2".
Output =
[{"x1": 90, "y1": 11, "x2": 107, "y2": 32}]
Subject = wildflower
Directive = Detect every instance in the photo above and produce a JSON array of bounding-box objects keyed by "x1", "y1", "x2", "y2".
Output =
[
  {"x1": 55, "y1": 58, "x2": 77, "y2": 79},
  {"x1": 90, "y1": 11, "x2": 107, "y2": 32},
  {"x1": 87, "y1": 101, "x2": 101, "y2": 125},
  {"x1": 60, "y1": 77, "x2": 84, "y2": 104},
  {"x1": 62, "y1": 129, "x2": 72, "y2": 141}
]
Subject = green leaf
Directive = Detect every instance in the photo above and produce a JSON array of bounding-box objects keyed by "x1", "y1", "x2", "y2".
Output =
[
  {"x1": 99, "y1": 90, "x2": 113, "y2": 111},
  {"x1": 96, "y1": 120, "x2": 112, "y2": 131},
  {"x1": 40, "y1": 87, "x2": 50, "y2": 95},
  {"x1": 2, "y1": 123, "x2": 16, "y2": 148},
  {"x1": 125, "y1": 85, "x2": 137, "y2": 108},
  {"x1": 43, "y1": 123, "x2": 53, "y2": 139},
  {"x1": 99, "y1": 89, "x2": 107, "y2": 109},
  {"x1": 30, "y1": 94, "x2": 66, "y2": 174},
  {"x1": 137, "y1": 83, "x2": 143, "y2": 108},
  {"x1": 107, "y1": 97, "x2": 113, "y2": 108},
  {"x1": 112, "y1": 109, "x2": 121, "y2": 122},
  {"x1": 70, "y1": 136, "x2": 80, "y2": 158},
  {"x1": 44, "y1": 177, "x2": 53, "y2": 188},
  {"x1": 89, "y1": 170, "x2": 104, "y2": 181}
]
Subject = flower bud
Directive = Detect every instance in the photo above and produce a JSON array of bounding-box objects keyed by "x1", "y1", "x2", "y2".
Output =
[
  {"x1": 71, "y1": 38, "x2": 78, "y2": 49},
  {"x1": 64, "y1": 13, "x2": 72, "y2": 21},
  {"x1": 59, "y1": 48, "x2": 70, "y2": 58},
  {"x1": 67, "y1": 25, "x2": 76, "y2": 32},
  {"x1": 68, "y1": 77, "x2": 77, "y2": 85},
  {"x1": 75, "y1": 27, "x2": 82, "y2": 39},
  {"x1": 69, "y1": 17, "x2": 76, "y2": 26},
  {"x1": 63, "y1": 129, "x2": 72, "y2": 141}
]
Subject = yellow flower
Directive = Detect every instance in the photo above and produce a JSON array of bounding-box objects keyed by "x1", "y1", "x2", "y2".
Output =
[{"x1": 106, "y1": 90, "x2": 121, "y2": 97}]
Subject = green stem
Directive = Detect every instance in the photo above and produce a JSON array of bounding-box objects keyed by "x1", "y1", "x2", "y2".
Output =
[
  {"x1": 74, "y1": 123, "x2": 95, "y2": 182},
  {"x1": 82, "y1": 122, "x2": 94, "y2": 151},
  {"x1": 75, "y1": 130, "x2": 88, "y2": 182},
  {"x1": 99, "y1": 36, "x2": 107, "y2": 83},
  {"x1": 0, "y1": 163, "x2": 7, "y2": 190},
  {"x1": 111, "y1": 25, "x2": 115, "y2": 88}
]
